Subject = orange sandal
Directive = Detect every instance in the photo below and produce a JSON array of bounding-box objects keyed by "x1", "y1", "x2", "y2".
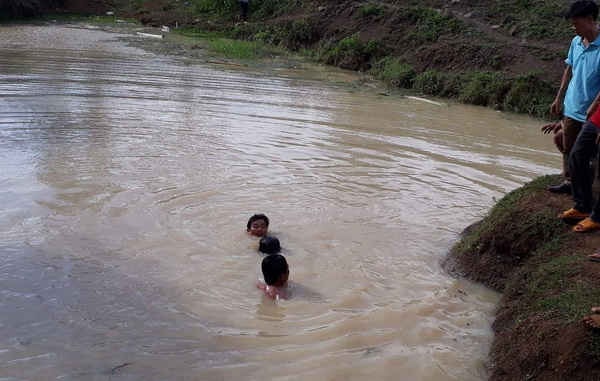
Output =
[
  {"x1": 559, "y1": 208, "x2": 590, "y2": 221},
  {"x1": 573, "y1": 217, "x2": 600, "y2": 233}
]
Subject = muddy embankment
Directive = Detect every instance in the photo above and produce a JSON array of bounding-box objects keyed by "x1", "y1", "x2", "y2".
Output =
[
  {"x1": 445, "y1": 175, "x2": 600, "y2": 380},
  {"x1": 2, "y1": 0, "x2": 575, "y2": 118},
  {"x1": 122, "y1": 0, "x2": 573, "y2": 119}
]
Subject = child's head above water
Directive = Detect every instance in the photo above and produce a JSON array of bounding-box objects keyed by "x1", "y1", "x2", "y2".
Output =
[
  {"x1": 247, "y1": 214, "x2": 269, "y2": 237},
  {"x1": 261, "y1": 254, "x2": 289, "y2": 287},
  {"x1": 259, "y1": 236, "x2": 281, "y2": 255}
]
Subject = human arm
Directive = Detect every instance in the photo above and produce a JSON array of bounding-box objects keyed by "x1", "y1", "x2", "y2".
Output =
[
  {"x1": 541, "y1": 121, "x2": 562, "y2": 134},
  {"x1": 551, "y1": 66, "x2": 572, "y2": 117}
]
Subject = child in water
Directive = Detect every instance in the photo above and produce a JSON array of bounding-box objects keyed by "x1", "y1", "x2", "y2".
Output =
[
  {"x1": 247, "y1": 214, "x2": 269, "y2": 237},
  {"x1": 257, "y1": 254, "x2": 289, "y2": 300},
  {"x1": 259, "y1": 236, "x2": 281, "y2": 255}
]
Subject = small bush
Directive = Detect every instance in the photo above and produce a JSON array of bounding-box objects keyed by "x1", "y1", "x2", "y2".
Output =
[
  {"x1": 358, "y1": 3, "x2": 384, "y2": 18},
  {"x1": 191, "y1": 0, "x2": 237, "y2": 14},
  {"x1": 503, "y1": 73, "x2": 555, "y2": 118},
  {"x1": 371, "y1": 58, "x2": 415, "y2": 88},
  {"x1": 400, "y1": 6, "x2": 464, "y2": 42},
  {"x1": 459, "y1": 71, "x2": 510, "y2": 107},
  {"x1": 413, "y1": 70, "x2": 445, "y2": 95},
  {"x1": 320, "y1": 34, "x2": 382, "y2": 71}
]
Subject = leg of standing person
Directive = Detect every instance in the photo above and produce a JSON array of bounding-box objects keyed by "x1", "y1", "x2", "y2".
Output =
[
  {"x1": 567, "y1": 122, "x2": 599, "y2": 228},
  {"x1": 563, "y1": 117, "x2": 584, "y2": 185}
]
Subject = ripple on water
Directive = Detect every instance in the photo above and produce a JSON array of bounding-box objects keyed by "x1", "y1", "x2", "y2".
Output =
[{"x1": 0, "y1": 25, "x2": 560, "y2": 380}]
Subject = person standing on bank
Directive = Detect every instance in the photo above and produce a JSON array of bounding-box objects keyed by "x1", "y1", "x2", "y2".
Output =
[
  {"x1": 239, "y1": 0, "x2": 249, "y2": 22},
  {"x1": 547, "y1": 1, "x2": 600, "y2": 195},
  {"x1": 559, "y1": 1, "x2": 600, "y2": 231}
]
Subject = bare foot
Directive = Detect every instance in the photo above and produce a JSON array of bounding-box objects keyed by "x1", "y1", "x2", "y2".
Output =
[
  {"x1": 588, "y1": 253, "x2": 600, "y2": 262},
  {"x1": 583, "y1": 314, "x2": 600, "y2": 329}
]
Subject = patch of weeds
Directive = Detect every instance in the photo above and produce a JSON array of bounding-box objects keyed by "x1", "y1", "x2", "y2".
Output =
[
  {"x1": 370, "y1": 57, "x2": 415, "y2": 88},
  {"x1": 400, "y1": 6, "x2": 464, "y2": 43},
  {"x1": 207, "y1": 38, "x2": 281, "y2": 59},
  {"x1": 412, "y1": 70, "x2": 462, "y2": 97},
  {"x1": 537, "y1": 282, "x2": 600, "y2": 322},
  {"x1": 190, "y1": 0, "x2": 237, "y2": 15},
  {"x1": 357, "y1": 3, "x2": 384, "y2": 18},
  {"x1": 320, "y1": 34, "x2": 383, "y2": 70},
  {"x1": 458, "y1": 71, "x2": 510, "y2": 107},
  {"x1": 174, "y1": 27, "x2": 226, "y2": 39},
  {"x1": 526, "y1": 255, "x2": 582, "y2": 299},
  {"x1": 251, "y1": 0, "x2": 301, "y2": 19},
  {"x1": 503, "y1": 73, "x2": 555, "y2": 118},
  {"x1": 454, "y1": 175, "x2": 564, "y2": 255},
  {"x1": 413, "y1": 70, "x2": 446, "y2": 95}
]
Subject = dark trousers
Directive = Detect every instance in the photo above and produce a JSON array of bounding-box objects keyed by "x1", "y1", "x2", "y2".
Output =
[
  {"x1": 562, "y1": 117, "x2": 583, "y2": 181},
  {"x1": 240, "y1": 2, "x2": 249, "y2": 20},
  {"x1": 569, "y1": 121, "x2": 599, "y2": 219}
]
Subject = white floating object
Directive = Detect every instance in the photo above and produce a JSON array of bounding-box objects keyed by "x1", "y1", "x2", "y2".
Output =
[
  {"x1": 406, "y1": 96, "x2": 445, "y2": 106},
  {"x1": 106, "y1": 11, "x2": 114, "y2": 16},
  {"x1": 136, "y1": 32, "x2": 164, "y2": 39},
  {"x1": 161, "y1": 25, "x2": 170, "y2": 32}
]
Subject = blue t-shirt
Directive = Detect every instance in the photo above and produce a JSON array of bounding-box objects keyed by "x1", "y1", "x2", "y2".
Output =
[{"x1": 564, "y1": 35, "x2": 600, "y2": 122}]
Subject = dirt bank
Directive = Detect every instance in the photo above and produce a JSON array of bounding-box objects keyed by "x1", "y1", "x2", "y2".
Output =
[
  {"x1": 118, "y1": 0, "x2": 573, "y2": 118},
  {"x1": 445, "y1": 175, "x2": 600, "y2": 380},
  {"x1": 4, "y1": 0, "x2": 575, "y2": 118}
]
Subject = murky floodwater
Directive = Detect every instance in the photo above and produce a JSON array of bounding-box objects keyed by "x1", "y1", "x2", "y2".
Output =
[{"x1": 0, "y1": 25, "x2": 559, "y2": 380}]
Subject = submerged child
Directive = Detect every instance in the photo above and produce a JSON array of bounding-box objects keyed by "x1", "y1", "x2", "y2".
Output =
[
  {"x1": 259, "y1": 236, "x2": 281, "y2": 255},
  {"x1": 257, "y1": 254, "x2": 289, "y2": 300},
  {"x1": 247, "y1": 214, "x2": 269, "y2": 237}
]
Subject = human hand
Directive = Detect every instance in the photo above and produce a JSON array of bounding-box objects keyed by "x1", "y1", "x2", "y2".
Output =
[{"x1": 541, "y1": 121, "x2": 562, "y2": 134}]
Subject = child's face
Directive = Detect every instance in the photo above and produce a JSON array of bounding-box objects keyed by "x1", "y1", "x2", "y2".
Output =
[{"x1": 248, "y1": 219, "x2": 268, "y2": 237}]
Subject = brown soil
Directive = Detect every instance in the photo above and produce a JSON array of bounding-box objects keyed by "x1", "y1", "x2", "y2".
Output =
[
  {"x1": 445, "y1": 176, "x2": 600, "y2": 380},
  {"x1": 123, "y1": 0, "x2": 567, "y2": 83}
]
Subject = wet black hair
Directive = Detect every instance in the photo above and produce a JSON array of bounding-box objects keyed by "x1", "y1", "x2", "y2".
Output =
[
  {"x1": 262, "y1": 254, "x2": 289, "y2": 286},
  {"x1": 259, "y1": 236, "x2": 281, "y2": 255},
  {"x1": 247, "y1": 214, "x2": 270, "y2": 231},
  {"x1": 566, "y1": 1, "x2": 599, "y2": 20}
]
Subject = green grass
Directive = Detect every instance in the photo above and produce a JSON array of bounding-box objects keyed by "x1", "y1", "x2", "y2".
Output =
[
  {"x1": 207, "y1": 38, "x2": 282, "y2": 59},
  {"x1": 400, "y1": 6, "x2": 465, "y2": 43},
  {"x1": 370, "y1": 58, "x2": 415, "y2": 87},
  {"x1": 455, "y1": 175, "x2": 564, "y2": 257},
  {"x1": 536, "y1": 282, "x2": 600, "y2": 322},
  {"x1": 484, "y1": 0, "x2": 572, "y2": 40},
  {"x1": 358, "y1": 3, "x2": 385, "y2": 18},
  {"x1": 319, "y1": 34, "x2": 382, "y2": 70},
  {"x1": 458, "y1": 71, "x2": 510, "y2": 107}
]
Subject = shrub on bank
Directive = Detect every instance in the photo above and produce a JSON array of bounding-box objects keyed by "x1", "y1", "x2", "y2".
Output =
[
  {"x1": 371, "y1": 58, "x2": 415, "y2": 88},
  {"x1": 458, "y1": 71, "x2": 510, "y2": 107},
  {"x1": 319, "y1": 34, "x2": 383, "y2": 71}
]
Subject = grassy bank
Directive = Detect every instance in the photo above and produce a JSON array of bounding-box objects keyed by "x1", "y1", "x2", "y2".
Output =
[
  {"x1": 120, "y1": 0, "x2": 570, "y2": 119},
  {"x1": 445, "y1": 175, "x2": 600, "y2": 380},
  {"x1": 6, "y1": 0, "x2": 572, "y2": 118}
]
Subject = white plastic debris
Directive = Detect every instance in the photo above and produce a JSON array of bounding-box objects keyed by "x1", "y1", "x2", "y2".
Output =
[{"x1": 136, "y1": 32, "x2": 164, "y2": 39}]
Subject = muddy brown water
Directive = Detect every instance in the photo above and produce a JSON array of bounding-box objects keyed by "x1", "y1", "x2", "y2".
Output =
[{"x1": 0, "y1": 25, "x2": 559, "y2": 380}]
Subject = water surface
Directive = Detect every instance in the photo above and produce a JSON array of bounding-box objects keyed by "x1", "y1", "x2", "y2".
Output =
[{"x1": 0, "y1": 25, "x2": 559, "y2": 380}]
